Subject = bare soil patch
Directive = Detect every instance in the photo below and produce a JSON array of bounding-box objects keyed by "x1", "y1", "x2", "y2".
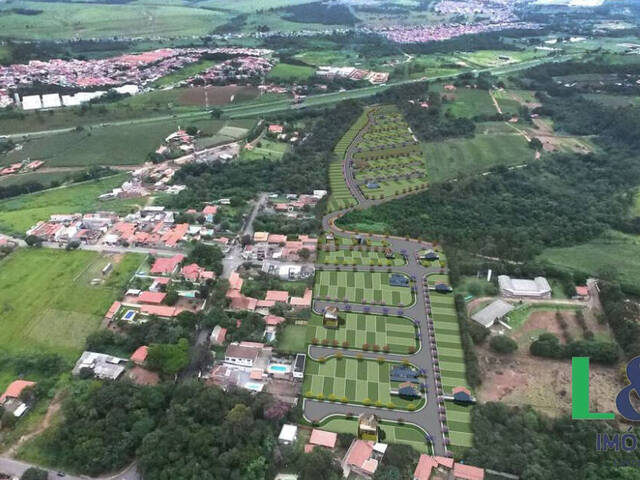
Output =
[{"x1": 178, "y1": 85, "x2": 259, "y2": 106}]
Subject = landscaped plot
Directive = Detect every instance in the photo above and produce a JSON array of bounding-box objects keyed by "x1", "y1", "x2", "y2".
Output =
[
  {"x1": 303, "y1": 357, "x2": 421, "y2": 410},
  {"x1": 0, "y1": 249, "x2": 142, "y2": 359},
  {"x1": 424, "y1": 131, "x2": 534, "y2": 183},
  {"x1": 307, "y1": 312, "x2": 418, "y2": 353},
  {"x1": 319, "y1": 416, "x2": 432, "y2": 453},
  {"x1": 436, "y1": 87, "x2": 497, "y2": 118},
  {"x1": 363, "y1": 177, "x2": 428, "y2": 199},
  {"x1": 318, "y1": 249, "x2": 406, "y2": 266},
  {"x1": 314, "y1": 271, "x2": 414, "y2": 306},
  {"x1": 445, "y1": 403, "x2": 473, "y2": 448}
]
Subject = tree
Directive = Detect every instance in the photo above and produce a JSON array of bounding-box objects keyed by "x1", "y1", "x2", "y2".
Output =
[
  {"x1": 185, "y1": 126, "x2": 198, "y2": 136},
  {"x1": 21, "y1": 468, "x2": 48, "y2": 480},
  {"x1": 529, "y1": 137, "x2": 543, "y2": 151},
  {"x1": 146, "y1": 338, "x2": 189, "y2": 377},
  {"x1": 25, "y1": 235, "x2": 43, "y2": 247},
  {"x1": 489, "y1": 335, "x2": 518, "y2": 354},
  {"x1": 297, "y1": 447, "x2": 342, "y2": 480},
  {"x1": 298, "y1": 248, "x2": 312, "y2": 260}
]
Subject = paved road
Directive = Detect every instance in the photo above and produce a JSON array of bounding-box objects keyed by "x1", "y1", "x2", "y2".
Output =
[
  {"x1": 0, "y1": 457, "x2": 140, "y2": 480},
  {"x1": 304, "y1": 109, "x2": 452, "y2": 456}
]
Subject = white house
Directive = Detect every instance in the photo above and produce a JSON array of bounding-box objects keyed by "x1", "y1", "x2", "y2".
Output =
[{"x1": 498, "y1": 275, "x2": 551, "y2": 299}]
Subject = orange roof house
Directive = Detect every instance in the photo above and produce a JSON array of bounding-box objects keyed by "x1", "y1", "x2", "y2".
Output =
[
  {"x1": 575, "y1": 286, "x2": 589, "y2": 297},
  {"x1": 453, "y1": 463, "x2": 485, "y2": 480},
  {"x1": 413, "y1": 455, "x2": 484, "y2": 480},
  {"x1": 309, "y1": 429, "x2": 337, "y2": 449},
  {"x1": 105, "y1": 301, "x2": 121, "y2": 320},
  {"x1": 0, "y1": 380, "x2": 36, "y2": 403},
  {"x1": 202, "y1": 205, "x2": 218, "y2": 215},
  {"x1": 228, "y1": 271, "x2": 244, "y2": 291},
  {"x1": 140, "y1": 304, "x2": 183, "y2": 318},
  {"x1": 131, "y1": 346, "x2": 149, "y2": 365},
  {"x1": 268, "y1": 124, "x2": 284, "y2": 134},
  {"x1": 342, "y1": 440, "x2": 385, "y2": 478},
  {"x1": 230, "y1": 295, "x2": 258, "y2": 311},
  {"x1": 264, "y1": 315, "x2": 286, "y2": 326},
  {"x1": 268, "y1": 234, "x2": 287, "y2": 244},
  {"x1": 290, "y1": 288, "x2": 312, "y2": 309},
  {"x1": 265, "y1": 290, "x2": 289, "y2": 303},
  {"x1": 139, "y1": 291, "x2": 167, "y2": 305},
  {"x1": 150, "y1": 254, "x2": 185, "y2": 275},
  {"x1": 181, "y1": 263, "x2": 214, "y2": 283}
]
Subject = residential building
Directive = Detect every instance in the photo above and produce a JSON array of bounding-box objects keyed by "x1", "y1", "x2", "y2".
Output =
[
  {"x1": 210, "y1": 325, "x2": 227, "y2": 346},
  {"x1": 131, "y1": 346, "x2": 148, "y2": 365},
  {"x1": 72, "y1": 352, "x2": 126, "y2": 380},
  {"x1": 308, "y1": 429, "x2": 337, "y2": 450},
  {"x1": 0, "y1": 380, "x2": 36, "y2": 417},
  {"x1": 341, "y1": 440, "x2": 387, "y2": 479},
  {"x1": 323, "y1": 306, "x2": 339, "y2": 329},
  {"x1": 224, "y1": 341, "x2": 272, "y2": 370},
  {"x1": 470, "y1": 299, "x2": 514, "y2": 328},
  {"x1": 413, "y1": 454, "x2": 485, "y2": 480},
  {"x1": 278, "y1": 424, "x2": 298, "y2": 445},
  {"x1": 358, "y1": 413, "x2": 379, "y2": 441},
  {"x1": 150, "y1": 254, "x2": 185, "y2": 275}
]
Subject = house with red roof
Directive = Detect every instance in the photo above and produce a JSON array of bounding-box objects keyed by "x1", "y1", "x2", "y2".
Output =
[
  {"x1": 268, "y1": 234, "x2": 287, "y2": 245},
  {"x1": 151, "y1": 254, "x2": 185, "y2": 275},
  {"x1": 265, "y1": 290, "x2": 289, "y2": 304},
  {"x1": 413, "y1": 454, "x2": 484, "y2": 480},
  {"x1": 290, "y1": 288, "x2": 312, "y2": 310},
  {"x1": 0, "y1": 380, "x2": 37, "y2": 417},
  {"x1": 131, "y1": 346, "x2": 148, "y2": 365},
  {"x1": 138, "y1": 291, "x2": 166, "y2": 305},
  {"x1": 342, "y1": 440, "x2": 387, "y2": 479},
  {"x1": 230, "y1": 295, "x2": 258, "y2": 312},
  {"x1": 574, "y1": 285, "x2": 590, "y2": 300},
  {"x1": 264, "y1": 315, "x2": 286, "y2": 326},
  {"x1": 140, "y1": 304, "x2": 183, "y2": 318},
  {"x1": 105, "y1": 301, "x2": 121, "y2": 320},
  {"x1": 308, "y1": 429, "x2": 337, "y2": 450},
  {"x1": 210, "y1": 325, "x2": 227, "y2": 346},
  {"x1": 268, "y1": 124, "x2": 284, "y2": 134},
  {"x1": 181, "y1": 263, "x2": 215, "y2": 283}
]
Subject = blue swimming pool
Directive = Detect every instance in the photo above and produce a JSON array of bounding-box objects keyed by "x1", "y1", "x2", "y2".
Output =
[
  {"x1": 268, "y1": 364, "x2": 290, "y2": 374},
  {"x1": 123, "y1": 310, "x2": 136, "y2": 321}
]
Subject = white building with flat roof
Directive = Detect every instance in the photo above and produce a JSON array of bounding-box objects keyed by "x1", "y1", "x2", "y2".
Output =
[{"x1": 498, "y1": 275, "x2": 551, "y2": 299}]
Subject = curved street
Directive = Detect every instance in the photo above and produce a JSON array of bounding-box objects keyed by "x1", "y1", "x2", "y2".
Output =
[{"x1": 303, "y1": 108, "x2": 452, "y2": 456}]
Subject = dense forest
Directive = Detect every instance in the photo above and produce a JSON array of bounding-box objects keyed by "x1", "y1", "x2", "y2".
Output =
[
  {"x1": 337, "y1": 151, "x2": 640, "y2": 261},
  {"x1": 165, "y1": 101, "x2": 363, "y2": 209},
  {"x1": 465, "y1": 402, "x2": 640, "y2": 480},
  {"x1": 279, "y1": 2, "x2": 361, "y2": 26}
]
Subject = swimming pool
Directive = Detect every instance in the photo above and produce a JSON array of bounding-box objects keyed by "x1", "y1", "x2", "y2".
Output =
[
  {"x1": 268, "y1": 364, "x2": 290, "y2": 374},
  {"x1": 123, "y1": 310, "x2": 136, "y2": 322},
  {"x1": 244, "y1": 382, "x2": 264, "y2": 392}
]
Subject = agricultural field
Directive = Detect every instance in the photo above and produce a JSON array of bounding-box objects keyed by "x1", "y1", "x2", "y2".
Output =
[
  {"x1": 303, "y1": 356, "x2": 423, "y2": 410},
  {"x1": 427, "y1": 272, "x2": 472, "y2": 450},
  {"x1": 350, "y1": 106, "x2": 428, "y2": 200},
  {"x1": 267, "y1": 63, "x2": 316, "y2": 81},
  {"x1": 307, "y1": 312, "x2": 418, "y2": 354},
  {"x1": 0, "y1": 248, "x2": 142, "y2": 359},
  {"x1": 424, "y1": 130, "x2": 534, "y2": 183},
  {"x1": 455, "y1": 50, "x2": 545, "y2": 68},
  {"x1": 151, "y1": 59, "x2": 218, "y2": 87},
  {"x1": 0, "y1": 1, "x2": 226, "y2": 40},
  {"x1": 177, "y1": 86, "x2": 261, "y2": 107},
  {"x1": 318, "y1": 248, "x2": 406, "y2": 266},
  {"x1": 493, "y1": 88, "x2": 540, "y2": 110},
  {"x1": 539, "y1": 230, "x2": 640, "y2": 287},
  {"x1": 0, "y1": 170, "x2": 72, "y2": 188},
  {"x1": 435, "y1": 86, "x2": 499, "y2": 118},
  {"x1": 314, "y1": 270, "x2": 414, "y2": 306},
  {"x1": 0, "y1": 118, "x2": 253, "y2": 168},
  {"x1": 0, "y1": 174, "x2": 140, "y2": 234},
  {"x1": 318, "y1": 416, "x2": 432, "y2": 453}
]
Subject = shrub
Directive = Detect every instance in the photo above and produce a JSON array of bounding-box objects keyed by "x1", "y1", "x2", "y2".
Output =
[{"x1": 489, "y1": 335, "x2": 518, "y2": 354}]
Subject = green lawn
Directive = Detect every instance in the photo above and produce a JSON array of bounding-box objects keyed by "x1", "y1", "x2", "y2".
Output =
[
  {"x1": 303, "y1": 356, "x2": 422, "y2": 410},
  {"x1": 540, "y1": 230, "x2": 640, "y2": 287},
  {"x1": 318, "y1": 249, "x2": 406, "y2": 266},
  {"x1": 319, "y1": 417, "x2": 432, "y2": 453},
  {"x1": 277, "y1": 324, "x2": 307, "y2": 354},
  {"x1": 424, "y1": 131, "x2": 534, "y2": 183},
  {"x1": 307, "y1": 312, "x2": 418, "y2": 353},
  {"x1": 267, "y1": 63, "x2": 316, "y2": 81},
  {"x1": 314, "y1": 271, "x2": 414, "y2": 306},
  {"x1": 152, "y1": 59, "x2": 218, "y2": 87},
  {"x1": 240, "y1": 138, "x2": 289, "y2": 161},
  {"x1": 0, "y1": 249, "x2": 142, "y2": 359},
  {"x1": 438, "y1": 88, "x2": 497, "y2": 118},
  {"x1": 0, "y1": 175, "x2": 141, "y2": 235}
]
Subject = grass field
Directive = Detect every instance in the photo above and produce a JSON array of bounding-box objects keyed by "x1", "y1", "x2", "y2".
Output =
[
  {"x1": 0, "y1": 175, "x2": 140, "y2": 234},
  {"x1": 319, "y1": 416, "x2": 432, "y2": 453},
  {"x1": 0, "y1": 2, "x2": 225, "y2": 40},
  {"x1": 318, "y1": 249, "x2": 406, "y2": 266},
  {"x1": 0, "y1": 170, "x2": 72, "y2": 188},
  {"x1": 314, "y1": 270, "x2": 414, "y2": 306},
  {"x1": 427, "y1": 272, "x2": 472, "y2": 450},
  {"x1": 307, "y1": 312, "x2": 418, "y2": 353},
  {"x1": 437, "y1": 87, "x2": 497, "y2": 118},
  {"x1": 0, "y1": 249, "x2": 141, "y2": 359},
  {"x1": 304, "y1": 356, "x2": 422, "y2": 409},
  {"x1": 424, "y1": 131, "x2": 534, "y2": 183},
  {"x1": 277, "y1": 324, "x2": 307, "y2": 353},
  {"x1": 1, "y1": 117, "x2": 252, "y2": 168},
  {"x1": 152, "y1": 59, "x2": 218, "y2": 87},
  {"x1": 540, "y1": 230, "x2": 640, "y2": 287},
  {"x1": 267, "y1": 63, "x2": 316, "y2": 81},
  {"x1": 240, "y1": 138, "x2": 289, "y2": 161}
]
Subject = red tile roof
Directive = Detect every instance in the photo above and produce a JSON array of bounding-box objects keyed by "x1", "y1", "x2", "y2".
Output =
[
  {"x1": 140, "y1": 304, "x2": 182, "y2": 318},
  {"x1": 264, "y1": 315, "x2": 286, "y2": 326},
  {"x1": 268, "y1": 234, "x2": 287, "y2": 244},
  {"x1": 139, "y1": 291, "x2": 166, "y2": 305},
  {"x1": 150, "y1": 254, "x2": 185, "y2": 274},
  {"x1": 265, "y1": 290, "x2": 289, "y2": 303},
  {"x1": 453, "y1": 463, "x2": 485, "y2": 480},
  {"x1": 345, "y1": 440, "x2": 375, "y2": 471},
  {"x1": 131, "y1": 346, "x2": 148, "y2": 364},
  {"x1": 0, "y1": 380, "x2": 36, "y2": 403},
  {"x1": 230, "y1": 295, "x2": 257, "y2": 311},
  {"x1": 575, "y1": 286, "x2": 589, "y2": 296},
  {"x1": 105, "y1": 301, "x2": 121, "y2": 319},
  {"x1": 309, "y1": 429, "x2": 337, "y2": 448},
  {"x1": 228, "y1": 271, "x2": 243, "y2": 291},
  {"x1": 202, "y1": 205, "x2": 218, "y2": 215}
]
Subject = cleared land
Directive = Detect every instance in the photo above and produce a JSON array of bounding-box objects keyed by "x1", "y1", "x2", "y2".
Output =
[
  {"x1": 277, "y1": 324, "x2": 307, "y2": 354},
  {"x1": 424, "y1": 131, "x2": 534, "y2": 183},
  {"x1": 177, "y1": 86, "x2": 260, "y2": 106},
  {"x1": 318, "y1": 249, "x2": 406, "y2": 266},
  {"x1": 0, "y1": 175, "x2": 140, "y2": 234},
  {"x1": 0, "y1": 249, "x2": 141, "y2": 359},
  {"x1": 307, "y1": 312, "x2": 418, "y2": 353},
  {"x1": 540, "y1": 230, "x2": 640, "y2": 287},
  {"x1": 267, "y1": 63, "x2": 316, "y2": 81},
  {"x1": 314, "y1": 270, "x2": 414, "y2": 306},
  {"x1": 303, "y1": 356, "x2": 422, "y2": 410}
]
